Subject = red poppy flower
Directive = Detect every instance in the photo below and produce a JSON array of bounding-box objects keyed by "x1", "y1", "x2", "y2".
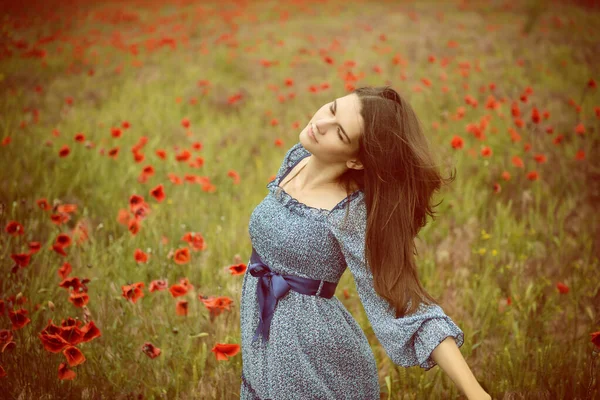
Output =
[
  {"x1": 136, "y1": 202, "x2": 151, "y2": 219},
  {"x1": 37, "y1": 198, "x2": 51, "y2": 210},
  {"x1": 0, "y1": 330, "x2": 13, "y2": 344},
  {"x1": 450, "y1": 135, "x2": 464, "y2": 149},
  {"x1": 2, "y1": 341, "x2": 16, "y2": 353},
  {"x1": 61, "y1": 317, "x2": 82, "y2": 328},
  {"x1": 59, "y1": 277, "x2": 89, "y2": 293},
  {"x1": 56, "y1": 204, "x2": 77, "y2": 214},
  {"x1": 129, "y1": 194, "x2": 145, "y2": 212},
  {"x1": 58, "y1": 325, "x2": 85, "y2": 346},
  {"x1": 68, "y1": 292, "x2": 89, "y2": 308},
  {"x1": 10, "y1": 253, "x2": 31, "y2": 268},
  {"x1": 28, "y1": 241, "x2": 41, "y2": 254},
  {"x1": 63, "y1": 345, "x2": 86, "y2": 367},
  {"x1": 55, "y1": 233, "x2": 72, "y2": 248},
  {"x1": 134, "y1": 249, "x2": 149, "y2": 264},
  {"x1": 526, "y1": 171, "x2": 538, "y2": 181},
  {"x1": 169, "y1": 284, "x2": 188, "y2": 298},
  {"x1": 481, "y1": 146, "x2": 492, "y2": 157},
  {"x1": 128, "y1": 219, "x2": 141, "y2": 235},
  {"x1": 556, "y1": 282, "x2": 569, "y2": 294},
  {"x1": 229, "y1": 264, "x2": 247, "y2": 275},
  {"x1": 142, "y1": 342, "x2": 161, "y2": 358},
  {"x1": 149, "y1": 279, "x2": 168, "y2": 292},
  {"x1": 5, "y1": 221, "x2": 24, "y2": 236},
  {"x1": 150, "y1": 184, "x2": 165, "y2": 202},
  {"x1": 122, "y1": 282, "x2": 145, "y2": 303},
  {"x1": 175, "y1": 149, "x2": 191, "y2": 162},
  {"x1": 108, "y1": 147, "x2": 119, "y2": 158},
  {"x1": 9, "y1": 309, "x2": 31, "y2": 330},
  {"x1": 58, "y1": 262, "x2": 72, "y2": 279},
  {"x1": 182, "y1": 232, "x2": 207, "y2": 251},
  {"x1": 199, "y1": 296, "x2": 234, "y2": 321},
  {"x1": 179, "y1": 277, "x2": 194, "y2": 290},
  {"x1": 176, "y1": 300, "x2": 188, "y2": 316},
  {"x1": 133, "y1": 151, "x2": 145, "y2": 165},
  {"x1": 39, "y1": 333, "x2": 70, "y2": 353},
  {"x1": 531, "y1": 107, "x2": 540, "y2": 124},
  {"x1": 155, "y1": 149, "x2": 167, "y2": 160},
  {"x1": 116, "y1": 209, "x2": 131, "y2": 225},
  {"x1": 51, "y1": 243, "x2": 68, "y2": 256},
  {"x1": 211, "y1": 343, "x2": 240, "y2": 361},
  {"x1": 58, "y1": 362, "x2": 76, "y2": 380},
  {"x1": 511, "y1": 156, "x2": 524, "y2": 168},
  {"x1": 41, "y1": 319, "x2": 63, "y2": 335},
  {"x1": 591, "y1": 331, "x2": 600, "y2": 349},
  {"x1": 58, "y1": 145, "x2": 70, "y2": 157},
  {"x1": 80, "y1": 321, "x2": 102, "y2": 343},
  {"x1": 142, "y1": 165, "x2": 155, "y2": 176},
  {"x1": 173, "y1": 248, "x2": 190, "y2": 265}
]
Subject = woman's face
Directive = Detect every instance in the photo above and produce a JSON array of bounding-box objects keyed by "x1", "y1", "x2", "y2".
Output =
[{"x1": 300, "y1": 93, "x2": 363, "y2": 164}]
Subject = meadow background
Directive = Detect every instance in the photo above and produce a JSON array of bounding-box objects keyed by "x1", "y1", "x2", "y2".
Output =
[{"x1": 1, "y1": 0, "x2": 599, "y2": 398}]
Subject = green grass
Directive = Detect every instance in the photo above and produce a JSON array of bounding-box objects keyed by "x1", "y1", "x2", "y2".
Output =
[{"x1": 0, "y1": 0, "x2": 599, "y2": 398}]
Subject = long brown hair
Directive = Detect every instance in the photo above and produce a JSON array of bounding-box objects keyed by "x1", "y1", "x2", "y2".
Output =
[{"x1": 338, "y1": 85, "x2": 456, "y2": 318}]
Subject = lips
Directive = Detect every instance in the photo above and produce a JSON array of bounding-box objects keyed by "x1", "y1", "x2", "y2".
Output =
[{"x1": 308, "y1": 124, "x2": 318, "y2": 143}]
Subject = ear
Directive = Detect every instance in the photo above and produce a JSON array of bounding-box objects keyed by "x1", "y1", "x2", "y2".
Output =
[{"x1": 347, "y1": 159, "x2": 364, "y2": 170}]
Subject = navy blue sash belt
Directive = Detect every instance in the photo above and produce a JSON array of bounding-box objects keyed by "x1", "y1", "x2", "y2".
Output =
[{"x1": 248, "y1": 246, "x2": 338, "y2": 344}]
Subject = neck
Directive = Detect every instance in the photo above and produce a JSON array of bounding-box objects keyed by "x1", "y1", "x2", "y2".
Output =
[{"x1": 297, "y1": 156, "x2": 347, "y2": 192}]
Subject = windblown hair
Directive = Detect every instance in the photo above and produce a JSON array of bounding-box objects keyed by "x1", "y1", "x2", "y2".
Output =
[{"x1": 337, "y1": 85, "x2": 456, "y2": 318}]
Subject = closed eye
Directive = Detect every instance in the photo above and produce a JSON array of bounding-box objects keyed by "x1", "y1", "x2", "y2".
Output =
[{"x1": 329, "y1": 103, "x2": 344, "y2": 142}]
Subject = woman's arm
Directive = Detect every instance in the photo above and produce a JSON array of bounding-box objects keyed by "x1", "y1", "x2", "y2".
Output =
[{"x1": 431, "y1": 337, "x2": 491, "y2": 400}]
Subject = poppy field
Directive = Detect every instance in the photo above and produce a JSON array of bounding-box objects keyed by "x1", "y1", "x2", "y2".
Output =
[{"x1": 1, "y1": 0, "x2": 599, "y2": 399}]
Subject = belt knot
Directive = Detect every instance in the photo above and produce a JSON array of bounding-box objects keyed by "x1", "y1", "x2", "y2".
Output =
[{"x1": 248, "y1": 261, "x2": 292, "y2": 344}]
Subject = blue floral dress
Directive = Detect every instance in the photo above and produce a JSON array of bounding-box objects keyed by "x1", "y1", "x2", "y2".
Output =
[{"x1": 239, "y1": 142, "x2": 464, "y2": 399}]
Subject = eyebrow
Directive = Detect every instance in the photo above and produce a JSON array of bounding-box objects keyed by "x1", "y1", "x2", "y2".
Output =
[{"x1": 332, "y1": 99, "x2": 351, "y2": 145}]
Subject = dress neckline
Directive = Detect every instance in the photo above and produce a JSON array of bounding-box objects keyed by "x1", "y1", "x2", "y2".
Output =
[{"x1": 267, "y1": 150, "x2": 363, "y2": 217}]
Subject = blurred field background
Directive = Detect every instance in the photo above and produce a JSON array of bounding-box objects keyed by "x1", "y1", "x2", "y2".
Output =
[{"x1": 1, "y1": 0, "x2": 599, "y2": 398}]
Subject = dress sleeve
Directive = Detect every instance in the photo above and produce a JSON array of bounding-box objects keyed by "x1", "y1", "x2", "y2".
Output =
[
  {"x1": 268, "y1": 141, "x2": 309, "y2": 187},
  {"x1": 328, "y1": 196, "x2": 465, "y2": 371}
]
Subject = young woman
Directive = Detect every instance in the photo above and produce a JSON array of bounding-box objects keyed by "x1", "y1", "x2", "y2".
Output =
[{"x1": 239, "y1": 86, "x2": 491, "y2": 400}]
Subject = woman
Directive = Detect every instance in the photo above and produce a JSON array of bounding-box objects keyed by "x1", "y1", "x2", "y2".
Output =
[{"x1": 240, "y1": 86, "x2": 491, "y2": 399}]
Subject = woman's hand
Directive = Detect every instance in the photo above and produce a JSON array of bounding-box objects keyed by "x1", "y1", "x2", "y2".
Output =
[{"x1": 467, "y1": 389, "x2": 492, "y2": 400}]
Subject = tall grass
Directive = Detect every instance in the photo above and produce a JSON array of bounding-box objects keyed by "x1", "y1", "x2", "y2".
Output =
[{"x1": 0, "y1": 0, "x2": 599, "y2": 399}]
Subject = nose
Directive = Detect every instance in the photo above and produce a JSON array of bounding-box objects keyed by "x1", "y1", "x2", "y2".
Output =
[{"x1": 315, "y1": 117, "x2": 334, "y2": 135}]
